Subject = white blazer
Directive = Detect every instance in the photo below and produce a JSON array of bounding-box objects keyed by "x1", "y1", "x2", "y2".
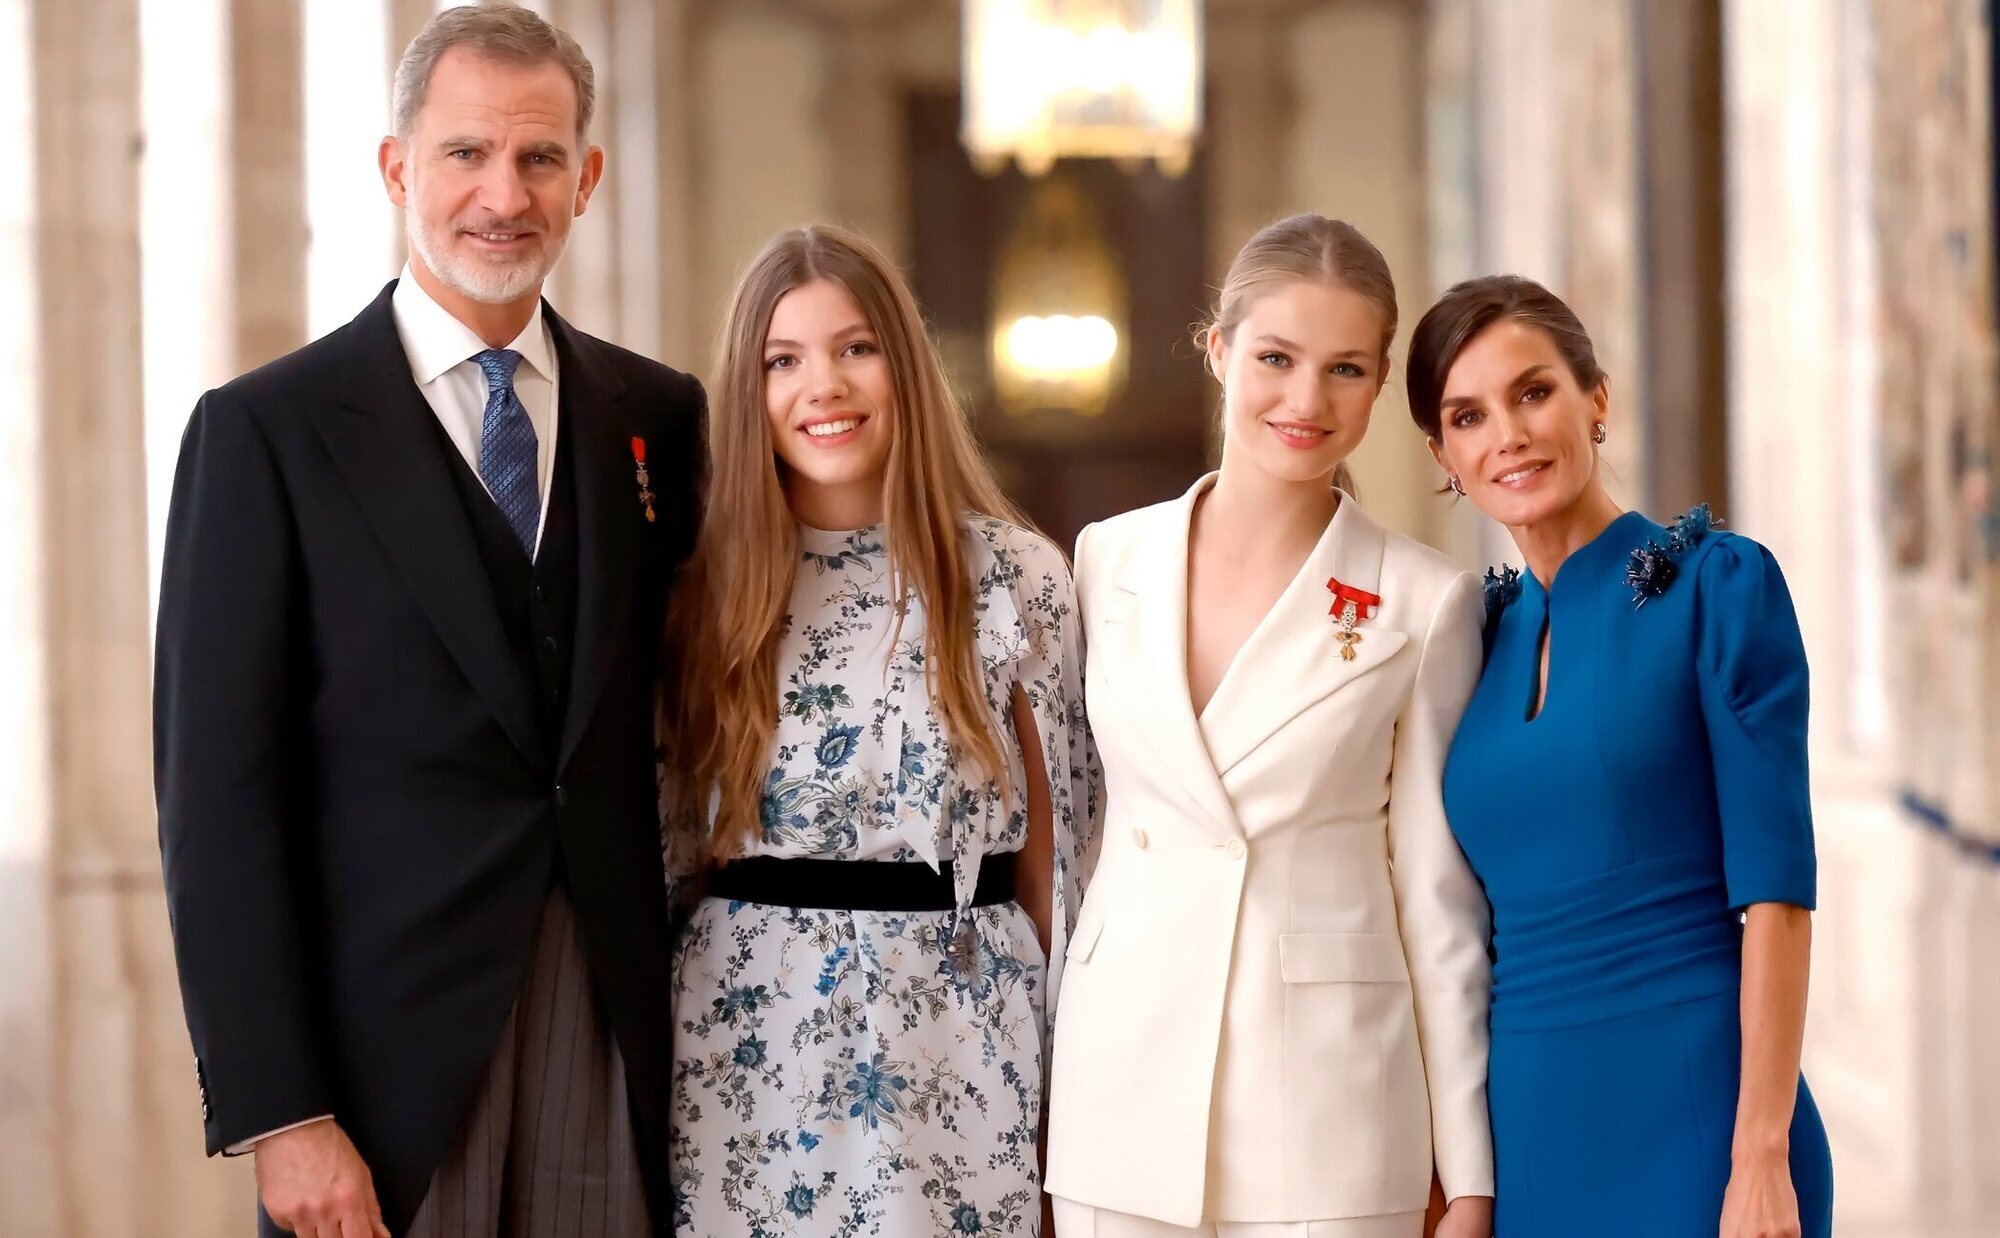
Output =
[{"x1": 1045, "y1": 476, "x2": 1494, "y2": 1226}]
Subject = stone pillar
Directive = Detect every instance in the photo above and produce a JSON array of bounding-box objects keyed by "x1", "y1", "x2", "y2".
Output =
[
  {"x1": 539, "y1": 0, "x2": 620, "y2": 336},
  {"x1": 145, "y1": 0, "x2": 308, "y2": 582},
  {"x1": 0, "y1": 0, "x2": 56, "y2": 1232},
  {"x1": 388, "y1": 0, "x2": 433, "y2": 275},
  {"x1": 1724, "y1": 0, "x2": 1935, "y2": 1231},
  {"x1": 1284, "y1": 0, "x2": 1440, "y2": 546},
  {"x1": 649, "y1": 0, "x2": 701, "y2": 369},
  {"x1": 1423, "y1": 0, "x2": 1647, "y2": 559},
  {"x1": 230, "y1": 0, "x2": 308, "y2": 368},
  {"x1": 1420, "y1": 0, "x2": 1503, "y2": 569},
  {"x1": 1634, "y1": 0, "x2": 1728, "y2": 519},
  {"x1": 819, "y1": 17, "x2": 911, "y2": 264},
  {"x1": 1203, "y1": 4, "x2": 1295, "y2": 296},
  {"x1": 389, "y1": 0, "x2": 430, "y2": 65},
  {"x1": 606, "y1": 0, "x2": 661, "y2": 356},
  {"x1": 692, "y1": 6, "x2": 831, "y2": 351},
  {"x1": 797, "y1": 0, "x2": 937, "y2": 267},
  {"x1": 14, "y1": 0, "x2": 305, "y2": 1229},
  {"x1": 305, "y1": 0, "x2": 394, "y2": 336},
  {"x1": 29, "y1": 0, "x2": 174, "y2": 1230},
  {"x1": 1867, "y1": 0, "x2": 2000, "y2": 1224}
]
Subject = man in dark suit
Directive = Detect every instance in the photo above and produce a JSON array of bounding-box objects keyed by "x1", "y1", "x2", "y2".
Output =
[{"x1": 153, "y1": 7, "x2": 701, "y2": 1235}]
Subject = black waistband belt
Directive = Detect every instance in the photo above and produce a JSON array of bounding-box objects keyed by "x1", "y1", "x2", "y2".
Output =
[{"x1": 708, "y1": 854, "x2": 1016, "y2": 913}]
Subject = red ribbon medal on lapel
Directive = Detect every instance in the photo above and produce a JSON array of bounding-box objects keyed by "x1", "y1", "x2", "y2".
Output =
[
  {"x1": 631, "y1": 437, "x2": 656, "y2": 523},
  {"x1": 1325, "y1": 577, "x2": 1381, "y2": 662}
]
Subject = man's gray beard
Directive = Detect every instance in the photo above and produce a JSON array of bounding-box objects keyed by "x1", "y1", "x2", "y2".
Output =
[{"x1": 406, "y1": 212, "x2": 560, "y2": 305}]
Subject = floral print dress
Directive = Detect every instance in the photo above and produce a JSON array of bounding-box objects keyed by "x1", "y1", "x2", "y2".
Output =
[{"x1": 668, "y1": 517, "x2": 1099, "y2": 1237}]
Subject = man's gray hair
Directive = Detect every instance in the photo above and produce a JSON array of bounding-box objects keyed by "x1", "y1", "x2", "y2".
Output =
[{"x1": 393, "y1": 3, "x2": 596, "y2": 142}]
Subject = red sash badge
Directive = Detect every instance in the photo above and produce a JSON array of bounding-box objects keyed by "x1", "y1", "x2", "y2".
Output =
[
  {"x1": 1325, "y1": 577, "x2": 1382, "y2": 662},
  {"x1": 631, "y1": 437, "x2": 656, "y2": 523}
]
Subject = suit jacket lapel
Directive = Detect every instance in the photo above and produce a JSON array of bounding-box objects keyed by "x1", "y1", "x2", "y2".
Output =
[
  {"x1": 548, "y1": 309, "x2": 637, "y2": 772},
  {"x1": 309, "y1": 282, "x2": 547, "y2": 773},
  {"x1": 1105, "y1": 478, "x2": 1245, "y2": 841},
  {"x1": 1197, "y1": 492, "x2": 1408, "y2": 777}
]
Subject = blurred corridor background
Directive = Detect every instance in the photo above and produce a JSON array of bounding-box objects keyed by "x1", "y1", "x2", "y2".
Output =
[{"x1": 2, "y1": 0, "x2": 1996, "y2": 1232}]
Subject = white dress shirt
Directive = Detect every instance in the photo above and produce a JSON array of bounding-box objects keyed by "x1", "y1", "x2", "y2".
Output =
[
  {"x1": 228, "y1": 272, "x2": 564, "y2": 1156},
  {"x1": 390, "y1": 264, "x2": 561, "y2": 557}
]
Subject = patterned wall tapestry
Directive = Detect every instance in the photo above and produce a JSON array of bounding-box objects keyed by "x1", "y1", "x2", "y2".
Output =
[{"x1": 1873, "y1": 0, "x2": 1999, "y2": 841}]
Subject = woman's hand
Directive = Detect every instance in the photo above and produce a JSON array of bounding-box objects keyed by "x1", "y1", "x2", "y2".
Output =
[
  {"x1": 1719, "y1": 1147, "x2": 1802, "y2": 1238},
  {"x1": 1432, "y1": 1194, "x2": 1493, "y2": 1238}
]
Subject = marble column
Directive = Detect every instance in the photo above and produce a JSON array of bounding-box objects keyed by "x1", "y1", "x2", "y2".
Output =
[
  {"x1": 539, "y1": 0, "x2": 621, "y2": 337},
  {"x1": 0, "y1": 0, "x2": 56, "y2": 1232},
  {"x1": 817, "y1": 15, "x2": 912, "y2": 266},
  {"x1": 4, "y1": 0, "x2": 305, "y2": 1230},
  {"x1": 30, "y1": 0, "x2": 176, "y2": 1229},
  {"x1": 1203, "y1": 3, "x2": 1296, "y2": 298},
  {"x1": 692, "y1": 6, "x2": 831, "y2": 352},
  {"x1": 648, "y1": 0, "x2": 700, "y2": 369},
  {"x1": 1867, "y1": 0, "x2": 2000, "y2": 1224},
  {"x1": 795, "y1": 0, "x2": 938, "y2": 269},
  {"x1": 230, "y1": 0, "x2": 308, "y2": 368},
  {"x1": 1284, "y1": 0, "x2": 1441, "y2": 547},
  {"x1": 1633, "y1": 0, "x2": 1728, "y2": 519},
  {"x1": 1423, "y1": 0, "x2": 1647, "y2": 560},
  {"x1": 1724, "y1": 0, "x2": 1948, "y2": 1231}
]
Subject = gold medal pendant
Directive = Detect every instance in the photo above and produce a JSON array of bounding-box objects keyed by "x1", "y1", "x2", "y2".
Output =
[
  {"x1": 1335, "y1": 600, "x2": 1361, "y2": 662},
  {"x1": 631, "y1": 436, "x2": 657, "y2": 522},
  {"x1": 1325, "y1": 577, "x2": 1381, "y2": 662}
]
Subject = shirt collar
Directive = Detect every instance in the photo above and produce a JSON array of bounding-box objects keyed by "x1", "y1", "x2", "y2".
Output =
[{"x1": 391, "y1": 263, "x2": 554, "y2": 388}]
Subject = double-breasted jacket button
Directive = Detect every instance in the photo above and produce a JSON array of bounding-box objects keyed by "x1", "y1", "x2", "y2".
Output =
[{"x1": 1131, "y1": 827, "x2": 1149, "y2": 850}]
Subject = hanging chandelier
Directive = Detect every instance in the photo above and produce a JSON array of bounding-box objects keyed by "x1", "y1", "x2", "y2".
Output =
[
  {"x1": 962, "y1": 0, "x2": 1204, "y2": 177},
  {"x1": 990, "y1": 176, "x2": 1128, "y2": 415}
]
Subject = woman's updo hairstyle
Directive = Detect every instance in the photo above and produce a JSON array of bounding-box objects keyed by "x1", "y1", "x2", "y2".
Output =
[
  {"x1": 1194, "y1": 214, "x2": 1399, "y2": 493},
  {"x1": 1406, "y1": 274, "x2": 1605, "y2": 440}
]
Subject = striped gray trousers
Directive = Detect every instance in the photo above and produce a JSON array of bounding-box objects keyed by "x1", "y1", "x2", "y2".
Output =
[{"x1": 403, "y1": 886, "x2": 650, "y2": 1237}]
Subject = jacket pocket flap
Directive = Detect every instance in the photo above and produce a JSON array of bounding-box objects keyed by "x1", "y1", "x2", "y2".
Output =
[
  {"x1": 1066, "y1": 907, "x2": 1108, "y2": 963},
  {"x1": 1278, "y1": 932, "x2": 1410, "y2": 984}
]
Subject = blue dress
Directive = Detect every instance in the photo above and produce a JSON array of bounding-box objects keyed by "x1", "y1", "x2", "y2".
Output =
[{"x1": 1441, "y1": 510, "x2": 1833, "y2": 1236}]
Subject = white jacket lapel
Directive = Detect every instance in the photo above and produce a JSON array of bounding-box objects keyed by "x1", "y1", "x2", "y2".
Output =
[
  {"x1": 1097, "y1": 482, "x2": 1245, "y2": 840},
  {"x1": 1197, "y1": 493, "x2": 1408, "y2": 778}
]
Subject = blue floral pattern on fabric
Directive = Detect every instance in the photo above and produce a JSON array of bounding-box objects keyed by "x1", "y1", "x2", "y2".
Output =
[{"x1": 665, "y1": 518, "x2": 1101, "y2": 1237}]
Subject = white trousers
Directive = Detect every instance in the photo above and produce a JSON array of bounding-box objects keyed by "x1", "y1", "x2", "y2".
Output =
[{"x1": 1052, "y1": 1197, "x2": 1425, "y2": 1238}]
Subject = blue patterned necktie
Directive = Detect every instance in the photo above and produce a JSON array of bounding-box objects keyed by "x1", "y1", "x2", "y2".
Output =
[{"x1": 473, "y1": 348, "x2": 541, "y2": 555}]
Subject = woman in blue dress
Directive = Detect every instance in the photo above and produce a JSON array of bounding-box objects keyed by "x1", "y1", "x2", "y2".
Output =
[{"x1": 1404, "y1": 275, "x2": 1833, "y2": 1238}]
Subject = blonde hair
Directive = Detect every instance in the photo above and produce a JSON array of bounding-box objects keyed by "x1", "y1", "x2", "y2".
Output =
[
  {"x1": 663, "y1": 225, "x2": 1031, "y2": 861},
  {"x1": 1195, "y1": 214, "x2": 1400, "y2": 493},
  {"x1": 393, "y1": 4, "x2": 595, "y2": 141}
]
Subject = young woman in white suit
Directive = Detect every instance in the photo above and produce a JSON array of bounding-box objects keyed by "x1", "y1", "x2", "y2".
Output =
[{"x1": 1045, "y1": 215, "x2": 1495, "y2": 1238}]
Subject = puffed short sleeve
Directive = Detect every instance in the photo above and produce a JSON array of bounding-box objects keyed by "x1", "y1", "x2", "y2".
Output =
[{"x1": 1694, "y1": 535, "x2": 1817, "y2": 911}]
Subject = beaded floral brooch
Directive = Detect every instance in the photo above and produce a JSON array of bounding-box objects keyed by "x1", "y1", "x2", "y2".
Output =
[
  {"x1": 1625, "y1": 504, "x2": 1719, "y2": 608},
  {"x1": 1482, "y1": 565, "x2": 1522, "y2": 626}
]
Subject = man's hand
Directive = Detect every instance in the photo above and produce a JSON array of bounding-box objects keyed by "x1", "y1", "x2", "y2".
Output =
[{"x1": 254, "y1": 1121, "x2": 391, "y2": 1237}]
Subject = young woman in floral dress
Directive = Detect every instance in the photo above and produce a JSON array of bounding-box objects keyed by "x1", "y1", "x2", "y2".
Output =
[{"x1": 660, "y1": 224, "x2": 1098, "y2": 1237}]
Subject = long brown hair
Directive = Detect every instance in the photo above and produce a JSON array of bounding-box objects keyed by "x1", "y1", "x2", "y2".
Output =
[
  {"x1": 1195, "y1": 214, "x2": 1400, "y2": 493},
  {"x1": 663, "y1": 224, "x2": 1030, "y2": 860}
]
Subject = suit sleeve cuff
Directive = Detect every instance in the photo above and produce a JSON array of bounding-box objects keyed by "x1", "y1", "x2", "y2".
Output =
[{"x1": 224, "y1": 1113, "x2": 334, "y2": 1157}]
